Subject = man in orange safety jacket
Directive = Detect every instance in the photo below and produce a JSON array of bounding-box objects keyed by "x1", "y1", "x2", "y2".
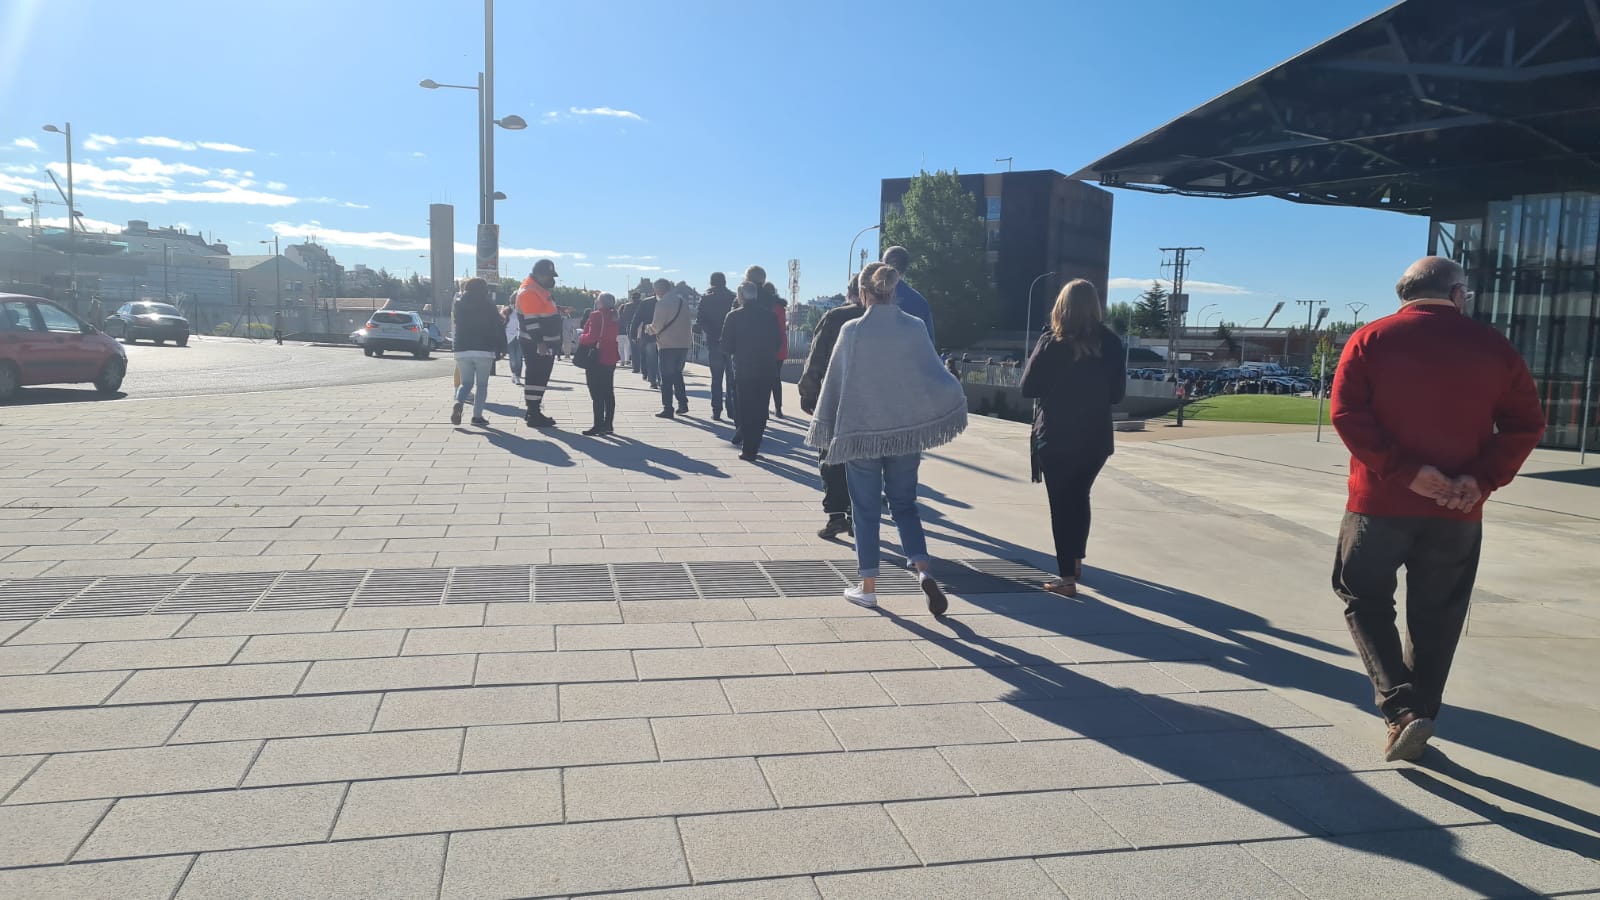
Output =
[{"x1": 516, "y1": 259, "x2": 565, "y2": 427}]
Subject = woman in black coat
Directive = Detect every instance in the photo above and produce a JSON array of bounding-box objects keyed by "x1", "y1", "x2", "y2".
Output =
[{"x1": 1020, "y1": 279, "x2": 1126, "y2": 596}]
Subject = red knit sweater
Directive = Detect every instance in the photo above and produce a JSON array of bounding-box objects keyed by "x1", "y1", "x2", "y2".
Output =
[{"x1": 1330, "y1": 304, "x2": 1544, "y2": 521}]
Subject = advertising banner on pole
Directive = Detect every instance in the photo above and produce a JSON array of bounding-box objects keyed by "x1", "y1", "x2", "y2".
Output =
[{"x1": 475, "y1": 223, "x2": 499, "y2": 281}]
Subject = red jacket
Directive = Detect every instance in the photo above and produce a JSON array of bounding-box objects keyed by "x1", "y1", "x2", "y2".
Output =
[
  {"x1": 775, "y1": 304, "x2": 789, "y2": 361},
  {"x1": 579, "y1": 309, "x2": 619, "y2": 367},
  {"x1": 1330, "y1": 303, "x2": 1544, "y2": 520}
]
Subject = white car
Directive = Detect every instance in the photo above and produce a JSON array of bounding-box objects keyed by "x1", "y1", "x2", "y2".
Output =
[{"x1": 352, "y1": 310, "x2": 433, "y2": 359}]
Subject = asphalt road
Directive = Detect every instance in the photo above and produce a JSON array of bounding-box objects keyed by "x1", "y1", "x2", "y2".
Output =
[{"x1": 7, "y1": 335, "x2": 457, "y2": 405}]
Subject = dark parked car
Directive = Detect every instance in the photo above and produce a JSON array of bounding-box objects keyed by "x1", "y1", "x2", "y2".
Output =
[
  {"x1": 0, "y1": 293, "x2": 127, "y2": 402},
  {"x1": 104, "y1": 301, "x2": 190, "y2": 346}
]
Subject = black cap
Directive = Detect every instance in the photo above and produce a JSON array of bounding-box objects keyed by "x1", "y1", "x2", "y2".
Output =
[{"x1": 532, "y1": 259, "x2": 559, "y2": 278}]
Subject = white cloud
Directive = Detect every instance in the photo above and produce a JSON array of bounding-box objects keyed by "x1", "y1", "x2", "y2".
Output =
[
  {"x1": 606, "y1": 254, "x2": 655, "y2": 261},
  {"x1": 1, "y1": 163, "x2": 37, "y2": 175},
  {"x1": 608, "y1": 263, "x2": 663, "y2": 272},
  {"x1": 11, "y1": 137, "x2": 39, "y2": 151},
  {"x1": 570, "y1": 106, "x2": 643, "y2": 121},
  {"x1": 197, "y1": 141, "x2": 253, "y2": 153},
  {"x1": 269, "y1": 221, "x2": 585, "y2": 260},
  {"x1": 1107, "y1": 276, "x2": 1251, "y2": 295},
  {"x1": 104, "y1": 156, "x2": 210, "y2": 179},
  {"x1": 266, "y1": 181, "x2": 287, "y2": 191},
  {"x1": 135, "y1": 136, "x2": 197, "y2": 151},
  {"x1": 574, "y1": 262, "x2": 596, "y2": 268},
  {"x1": 82, "y1": 134, "x2": 120, "y2": 151},
  {"x1": 411, "y1": 151, "x2": 426, "y2": 158}
]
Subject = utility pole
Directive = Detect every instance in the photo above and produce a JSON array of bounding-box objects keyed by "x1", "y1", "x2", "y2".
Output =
[
  {"x1": 1347, "y1": 302, "x2": 1368, "y2": 326},
  {"x1": 1159, "y1": 246, "x2": 1204, "y2": 378},
  {"x1": 995, "y1": 157, "x2": 1013, "y2": 173}
]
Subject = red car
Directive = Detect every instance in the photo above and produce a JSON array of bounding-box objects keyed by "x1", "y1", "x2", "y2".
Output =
[{"x1": 0, "y1": 293, "x2": 128, "y2": 402}]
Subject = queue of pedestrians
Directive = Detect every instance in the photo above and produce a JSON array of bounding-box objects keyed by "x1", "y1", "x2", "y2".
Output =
[{"x1": 446, "y1": 251, "x2": 1546, "y2": 764}]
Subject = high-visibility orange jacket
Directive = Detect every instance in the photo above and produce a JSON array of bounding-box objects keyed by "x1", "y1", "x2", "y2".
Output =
[{"x1": 516, "y1": 277, "x2": 562, "y2": 345}]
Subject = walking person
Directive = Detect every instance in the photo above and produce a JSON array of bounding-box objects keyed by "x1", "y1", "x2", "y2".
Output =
[
  {"x1": 616, "y1": 292, "x2": 636, "y2": 367},
  {"x1": 1020, "y1": 279, "x2": 1126, "y2": 597},
  {"x1": 502, "y1": 304, "x2": 523, "y2": 385},
  {"x1": 720, "y1": 278, "x2": 783, "y2": 461},
  {"x1": 800, "y1": 274, "x2": 865, "y2": 540},
  {"x1": 698, "y1": 272, "x2": 736, "y2": 421},
  {"x1": 579, "y1": 293, "x2": 620, "y2": 436},
  {"x1": 634, "y1": 286, "x2": 659, "y2": 388},
  {"x1": 448, "y1": 278, "x2": 507, "y2": 428},
  {"x1": 763, "y1": 281, "x2": 789, "y2": 418},
  {"x1": 1331, "y1": 256, "x2": 1544, "y2": 762},
  {"x1": 806, "y1": 262, "x2": 967, "y2": 615},
  {"x1": 650, "y1": 278, "x2": 692, "y2": 418},
  {"x1": 516, "y1": 259, "x2": 565, "y2": 428},
  {"x1": 880, "y1": 245, "x2": 936, "y2": 345}
]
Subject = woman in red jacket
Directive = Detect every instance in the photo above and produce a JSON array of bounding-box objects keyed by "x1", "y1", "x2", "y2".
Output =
[
  {"x1": 579, "y1": 293, "x2": 621, "y2": 436},
  {"x1": 765, "y1": 283, "x2": 789, "y2": 418}
]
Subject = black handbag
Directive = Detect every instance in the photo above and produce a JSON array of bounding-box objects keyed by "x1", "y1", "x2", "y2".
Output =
[{"x1": 572, "y1": 343, "x2": 598, "y2": 370}]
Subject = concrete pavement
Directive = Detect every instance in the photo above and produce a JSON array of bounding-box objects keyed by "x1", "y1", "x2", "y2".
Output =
[{"x1": 1, "y1": 354, "x2": 1596, "y2": 898}]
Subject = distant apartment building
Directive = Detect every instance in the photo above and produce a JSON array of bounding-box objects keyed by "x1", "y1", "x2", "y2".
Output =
[
  {"x1": 879, "y1": 169, "x2": 1114, "y2": 334},
  {"x1": 285, "y1": 241, "x2": 346, "y2": 297}
]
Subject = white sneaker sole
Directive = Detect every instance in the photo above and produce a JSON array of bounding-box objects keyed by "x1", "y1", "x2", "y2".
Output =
[
  {"x1": 844, "y1": 592, "x2": 877, "y2": 609},
  {"x1": 1384, "y1": 717, "x2": 1436, "y2": 762}
]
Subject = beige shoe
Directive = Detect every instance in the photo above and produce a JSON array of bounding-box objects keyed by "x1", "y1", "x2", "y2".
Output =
[{"x1": 1044, "y1": 577, "x2": 1077, "y2": 598}]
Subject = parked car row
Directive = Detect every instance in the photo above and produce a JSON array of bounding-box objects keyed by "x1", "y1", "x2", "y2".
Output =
[{"x1": 0, "y1": 293, "x2": 127, "y2": 402}]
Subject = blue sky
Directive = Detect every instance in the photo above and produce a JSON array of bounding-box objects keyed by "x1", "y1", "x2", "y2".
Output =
[{"x1": 1, "y1": 0, "x2": 1422, "y2": 324}]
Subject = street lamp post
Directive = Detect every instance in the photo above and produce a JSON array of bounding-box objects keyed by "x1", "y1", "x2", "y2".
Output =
[
  {"x1": 1022, "y1": 271, "x2": 1055, "y2": 358},
  {"x1": 41, "y1": 122, "x2": 77, "y2": 313},
  {"x1": 847, "y1": 224, "x2": 880, "y2": 288},
  {"x1": 1194, "y1": 304, "x2": 1216, "y2": 332},
  {"x1": 420, "y1": 74, "x2": 526, "y2": 286},
  {"x1": 1347, "y1": 302, "x2": 1368, "y2": 326}
]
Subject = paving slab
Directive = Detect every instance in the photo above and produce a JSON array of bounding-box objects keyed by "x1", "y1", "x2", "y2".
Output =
[
  {"x1": 235, "y1": 628, "x2": 404, "y2": 663},
  {"x1": 242, "y1": 727, "x2": 462, "y2": 787},
  {"x1": 1107, "y1": 729, "x2": 1331, "y2": 783},
  {"x1": 484, "y1": 600, "x2": 622, "y2": 625},
  {"x1": 586, "y1": 878, "x2": 822, "y2": 900},
  {"x1": 173, "y1": 608, "x2": 343, "y2": 638},
  {"x1": 108, "y1": 661, "x2": 308, "y2": 704},
  {"x1": 373, "y1": 684, "x2": 557, "y2": 730},
  {"x1": 652, "y1": 710, "x2": 842, "y2": 760},
  {"x1": 557, "y1": 622, "x2": 702, "y2": 651},
  {"x1": 620, "y1": 599, "x2": 756, "y2": 623},
  {"x1": 177, "y1": 834, "x2": 446, "y2": 900},
  {"x1": 442, "y1": 818, "x2": 689, "y2": 899},
  {"x1": 336, "y1": 605, "x2": 485, "y2": 631},
  {"x1": 1078, "y1": 781, "x2": 1325, "y2": 847},
  {"x1": 939, "y1": 738, "x2": 1160, "y2": 794},
  {"x1": 7, "y1": 615, "x2": 191, "y2": 645},
  {"x1": 401, "y1": 624, "x2": 554, "y2": 655},
  {"x1": 820, "y1": 702, "x2": 1015, "y2": 751},
  {"x1": 0, "y1": 799, "x2": 111, "y2": 866},
  {"x1": 1259, "y1": 770, "x2": 1489, "y2": 835},
  {"x1": 633, "y1": 646, "x2": 791, "y2": 680},
  {"x1": 1037, "y1": 844, "x2": 1300, "y2": 900},
  {"x1": 170, "y1": 693, "x2": 381, "y2": 744},
  {"x1": 462, "y1": 719, "x2": 659, "y2": 771},
  {"x1": 679, "y1": 805, "x2": 919, "y2": 882},
  {"x1": 1132, "y1": 688, "x2": 1329, "y2": 732},
  {"x1": 333, "y1": 769, "x2": 562, "y2": 839},
  {"x1": 8, "y1": 739, "x2": 260, "y2": 803},
  {"x1": 559, "y1": 679, "x2": 731, "y2": 720},
  {"x1": 564, "y1": 757, "x2": 775, "y2": 821},
  {"x1": 0, "y1": 703, "x2": 190, "y2": 755},
  {"x1": 0, "y1": 754, "x2": 42, "y2": 799},
  {"x1": 0, "y1": 643, "x2": 78, "y2": 676},
  {"x1": 298, "y1": 653, "x2": 476, "y2": 695},
  {"x1": 816, "y1": 859, "x2": 1065, "y2": 899},
  {"x1": 760, "y1": 747, "x2": 972, "y2": 806},
  {"x1": 77, "y1": 782, "x2": 345, "y2": 859},
  {"x1": 0, "y1": 670, "x2": 128, "y2": 710},
  {"x1": 776, "y1": 640, "x2": 940, "y2": 674},
  {"x1": 977, "y1": 697, "x2": 1178, "y2": 741},
  {"x1": 885, "y1": 790, "x2": 1130, "y2": 864},
  {"x1": 872, "y1": 667, "x2": 1068, "y2": 705},
  {"x1": 0, "y1": 857, "x2": 193, "y2": 900},
  {"x1": 474, "y1": 648, "x2": 636, "y2": 684},
  {"x1": 720, "y1": 672, "x2": 895, "y2": 713},
  {"x1": 696, "y1": 618, "x2": 841, "y2": 646}
]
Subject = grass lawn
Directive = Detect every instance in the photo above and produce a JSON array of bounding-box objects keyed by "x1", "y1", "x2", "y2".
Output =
[{"x1": 1163, "y1": 394, "x2": 1332, "y2": 425}]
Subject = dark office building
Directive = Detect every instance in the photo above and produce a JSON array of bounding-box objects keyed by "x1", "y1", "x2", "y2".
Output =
[
  {"x1": 879, "y1": 170, "x2": 1113, "y2": 336},
  {"x1": 1073, "y1": 0, "x2": 1600, "y2": 449}
]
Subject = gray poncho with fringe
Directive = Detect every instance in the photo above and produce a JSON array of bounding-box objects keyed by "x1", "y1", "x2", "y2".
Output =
[{"x1": 806, "y1": 304, "x2": 968, "y2": 464}]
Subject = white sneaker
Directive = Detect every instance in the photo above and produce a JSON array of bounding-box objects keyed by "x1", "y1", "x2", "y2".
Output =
[{"x1": 844, "y1": 584, "x2": 878, "y2": 608}]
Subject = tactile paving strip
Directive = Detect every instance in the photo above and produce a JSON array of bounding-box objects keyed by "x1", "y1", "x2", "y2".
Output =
[{"x1": 0, "y1": 558, "x2": 1054, "y2": 620}]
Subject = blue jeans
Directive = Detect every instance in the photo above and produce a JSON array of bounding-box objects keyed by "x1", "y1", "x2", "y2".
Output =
[
  {"x1": 507, "y1": 340, "x2": 522, "y2": 380},
  {"x1": 845, "y1": 453, "x2": 929, "y2": 579},
  {"x1": 454, "y1": 355, "x2": 492, "y2": 419},
  {"x1": 641, "y1": 339, "x2": 659, "y2": 383},
  {"x1": 658, "y1": 347, "x2": 688, "y2": 410},
  {"x1": 707, "y1": 347, "x2": 730, "y2": 416}
]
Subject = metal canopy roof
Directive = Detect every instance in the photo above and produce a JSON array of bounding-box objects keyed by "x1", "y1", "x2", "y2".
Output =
[{"x1": 1071, "y1": 0, "x2": 1600, "y2": 214}]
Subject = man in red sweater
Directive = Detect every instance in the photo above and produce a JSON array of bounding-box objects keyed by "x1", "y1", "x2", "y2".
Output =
[{"x1": 1330, "y1": 256, "x2": 1544, "y2": 763}]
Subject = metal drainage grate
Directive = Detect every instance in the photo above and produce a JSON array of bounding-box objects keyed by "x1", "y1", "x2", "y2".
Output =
[
  {"x1": 355, "y1": 568, "x2": 448, "y2": 606},
  {"x1": 613, "y1": 562, "x2": 697, "y2": 602},
  {"x1": 57, "y1": 575, "x2": 191, "y2": 617},
  {"x1": 0, "y1": 577, "x2": 97, "y2": 620},
  {"x1": 445, "y1": 566, "x2": 532, "y2": 603},
  {"x1": 258, "y1": 570, "x2": 365, "y2": 610},
  {"x1": 535, "y1": 564, "x2": 615, "y2": 602},
  {"x1": 156, "y1": 572, "x2": 281, "y2": 615},
  {"x1": 758, "y1": 560, "x2": 850, "y2": 597},
  {"x1": 688, "y1": 562, "x2": 778, "y2": 599}
]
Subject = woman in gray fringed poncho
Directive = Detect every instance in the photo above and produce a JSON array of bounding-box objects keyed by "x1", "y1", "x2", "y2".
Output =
[{"x1": 806, "y1": 262, "x2": 968, "y2": 614}]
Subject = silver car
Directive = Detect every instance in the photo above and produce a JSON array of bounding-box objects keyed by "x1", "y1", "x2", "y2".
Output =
[{"x1": 352, "y1": 310, "x2": 433, "y2": 359}]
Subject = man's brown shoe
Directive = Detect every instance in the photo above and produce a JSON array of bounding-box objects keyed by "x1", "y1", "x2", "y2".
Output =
[{"x1": 1382, "y1": 713, "x2": 1435, "y2": 762}]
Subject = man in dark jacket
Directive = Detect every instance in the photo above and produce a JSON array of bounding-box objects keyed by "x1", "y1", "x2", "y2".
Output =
[
  {"x1": 800, "y1": 275, "x2": 865, "y2": 539},
  {"x1": 633, "y1": 288, "x2": 658, "y2": 387},
  {"x1": 697, "y1": 272, "x2": 736, "y2": 421},
  {"x1": 617, "y1": 292, "x2": 638, "y2": 369},
  {"x1": 720, "y1": 280, "x2": 783, "y2": 461}
]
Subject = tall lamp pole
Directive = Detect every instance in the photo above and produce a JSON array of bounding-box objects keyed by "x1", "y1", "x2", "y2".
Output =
[
  {"x1": 1022, "y1": 271, "x2": 1055, "y2": 358},
  {"x1": 848, "y1": 224, "x2": 879, "y2": 287},
  {"x1": 41, "y1": 122, "x2": 77, "y2": 313}
]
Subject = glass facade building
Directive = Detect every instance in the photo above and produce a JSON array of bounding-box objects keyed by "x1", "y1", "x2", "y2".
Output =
[{"x1": 1434, "y1": 193, "x2": 1600, "y2": 449}]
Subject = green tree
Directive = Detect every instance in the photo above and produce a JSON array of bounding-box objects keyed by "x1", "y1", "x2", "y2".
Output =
[
  {"x1": 1214, "y1": 321, "x2": 1241, "y2": 365},
  {"x1": 1312, "y1": 334, "x2": 1338, "y2": 377},
  {"x1": 551, "y1": 286, "x2": 596, "y2": 316},
  {"x1": 1131, "y1": 281, "x2": 1169, "y2": 337},
  {"x1": 1105, "y1": 301, "x2": 1134, "y2": 336},
  {"x1": 374, "y1": 268, "x2": 403, "y2": 302},
  {"x1": 880, "y1": 169, "x2": 995, "y2": 348},
  {"x1": 498, "y1": 277, "x2": 522, "y2": 299},
  {"x1": 1323, "y1": 320, "x2": 1358, "y2": 336}
]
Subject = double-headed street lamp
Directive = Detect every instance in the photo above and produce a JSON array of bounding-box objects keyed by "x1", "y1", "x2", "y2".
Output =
[
  {"x1": 419, "y1": 76, "x2": 527, "y2": 228},
  {"x1": 41, "y1": 122, "x2": 78, "y2": 312},
  {"x1": 1022, "y1": 271, "x2": 1056, "y2": 358}
]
